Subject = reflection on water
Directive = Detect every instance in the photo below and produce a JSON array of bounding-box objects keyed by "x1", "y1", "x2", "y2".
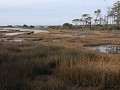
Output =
[
  {"x1": 9, "y1": 38, "x2": 25, "y2": 42},
  {"x1": 1, "y1": 28, "x2": 27, "y2": 31},
  {"x1": 52, "y1": 39, "x2": 60, "y2": 42},
  {"x1": 33, "y1": 30, "x2": 48, "y2": 33},
  {"x1": 87, "y1": 45, "x2": 120, "y2": 54},
  {"x1": 0, "y1": 38, "x2": 25, "y2": 42},
  {"x1": 0, "y1": 38, "x2": 11, "y2": 42},
  {"x1": 0, "y1": 28, "x2": 48, "y2": 42},
  {"x1": 4, "y1": 32, "x2": 26, "y2": 36},
  {"x1": 0, "y1": 28, "x2": 48, "y2": 36},
  {"x1": 0, "y1": 30, "x2": 8, "y2": 31},
  {"x1": 0, "y1": 28, "x2": 48, "y2": 33}
]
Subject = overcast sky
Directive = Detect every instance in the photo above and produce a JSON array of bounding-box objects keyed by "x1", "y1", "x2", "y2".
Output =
[{"x1": 0, "y1": 0, "x2": 118, "y2": 25}]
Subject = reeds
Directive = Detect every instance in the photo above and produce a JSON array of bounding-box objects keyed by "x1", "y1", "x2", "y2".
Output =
[{"x1": 0, "y1": 39, "x2": 120, "y2": 90}]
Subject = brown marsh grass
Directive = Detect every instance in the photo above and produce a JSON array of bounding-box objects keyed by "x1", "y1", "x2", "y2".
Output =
[{"x1": 0, "y1": 30, "x2": 120, "y2": 90}]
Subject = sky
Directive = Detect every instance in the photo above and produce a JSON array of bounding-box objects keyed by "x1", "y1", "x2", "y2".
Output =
[{"x1": 0, "y1": 0, "x2": 119, "y2": 25}]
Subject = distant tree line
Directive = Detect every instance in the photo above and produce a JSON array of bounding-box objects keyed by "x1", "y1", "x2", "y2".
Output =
[
  {"x1": 49, "y1": 1, "x2": 120, "y2": 30},
  {"x1": 23, "y1": 24, "x2": 35, "y2": 28},
  {"x1": 72, "y1": 1, "x2": 120, "y2": 30}
]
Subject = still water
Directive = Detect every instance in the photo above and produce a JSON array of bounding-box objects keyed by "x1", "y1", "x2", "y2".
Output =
[
  {"x1": 0, "y1": 38, "x2": 25, "y2": 42},
  {"x1": 0, "y1": 28, "x2": 48, "y2": 42},
  {"x1": 87, "y1": 45, "x2": 120, "y2": 54},
  {"x1": 4, "y1": 32, "x2": 26, "y2": 36},
  {"x1": 0, "y1": 28, "x2": 48, "y2": 36}
]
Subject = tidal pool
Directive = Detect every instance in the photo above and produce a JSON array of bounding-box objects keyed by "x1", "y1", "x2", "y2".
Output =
[
  {"x1": 52, "y1": 39, "x2": 60, "y2": 42},
  {"x1": 1, "y1": 28, "x2": 48, "y2": 33},
  {"x1": 0, "y1": 38, "x2": 26, "y2": 42},
  {"x1": 9, "y1": 38, "x2": 26, "y2": 42},
  {"x1": 3, "y1": 30, "x2": 48, "y2": 36},
  {"x1": 87, "y1": 45, "x2": 120, "y2": 54},
  {"x1": 4, "y1": 32, "x2": 26, "y2": 36},
  {"x1": 0, "y1": 28, "x2": 48, "y2": 43},
  {"x1": 0, "y1": 38, "x2": 11, "y2": 42},
  {"x1": 33, "y1": 30, "x2": 48, "y2": 33}
]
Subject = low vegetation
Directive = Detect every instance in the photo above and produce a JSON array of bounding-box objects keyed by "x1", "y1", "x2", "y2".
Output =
[
  {"x1": 0, "y1": 37, "x2": 120, "y2": 90},
  {"x1": 1, "y1": 1, "x2": 120, "y2": 90}
]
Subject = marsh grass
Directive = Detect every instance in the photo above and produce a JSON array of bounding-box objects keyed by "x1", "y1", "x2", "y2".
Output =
[
  {"x1": 0, "y1": 42, "x2": 73, "y2": 90},
  {"x1": 0, "y1": 30, "x2": 120, "y2": 90}
]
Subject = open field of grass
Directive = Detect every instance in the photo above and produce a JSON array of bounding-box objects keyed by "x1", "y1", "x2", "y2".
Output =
[{"x1": 0, "y1": 29, "x2": 120, "y2": 90}]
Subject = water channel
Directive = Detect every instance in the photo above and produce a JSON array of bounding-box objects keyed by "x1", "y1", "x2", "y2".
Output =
[
  {"x1": 87, "y1": 45, "x2": 120, "y2": 54},
  {"x1": 0, "y1": 28, "x2": 48, "y2": 42}
]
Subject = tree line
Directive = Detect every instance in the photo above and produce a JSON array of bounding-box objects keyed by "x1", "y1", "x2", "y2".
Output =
[
  {"x1": 49, "y1": 1, "x2": 120, "y2": 30},
  {"x1": 72, "y1": 1, "x2": 120, "y2": 30}
]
